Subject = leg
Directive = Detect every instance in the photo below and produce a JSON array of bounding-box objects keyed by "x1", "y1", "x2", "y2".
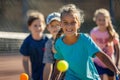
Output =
[
  {"x1": 94, "y1": 63, "x2": 106, "y2": 80},
  {"x1": 106, "y1": 68, "x2": 115, "y2": 80},
  {"x1": 108, "y1": 76, "x2": 115, "y2": 80},
  {"x1": 100, "y1": 75, "x2": 104, "y2": 80}
]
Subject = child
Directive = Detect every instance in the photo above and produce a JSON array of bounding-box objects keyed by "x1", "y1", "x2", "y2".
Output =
[
  {"x1": 90, "y1": 8, "x2": 120, "y2": 80},
  {"x1": 54, "y1": 4, "x2": 120, "y2": 80},
  {"x1": 20, "y1": 10, "x2": 49, "y2": 80},
  {"x1": 42, "y1": 12, "x2": 61, "y2": 80}
]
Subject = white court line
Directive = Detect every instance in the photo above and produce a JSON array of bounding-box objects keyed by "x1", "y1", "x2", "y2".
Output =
[
  {"x1": 0, "y1": 31, "x2": 51, "y2": 39},
  {"x1": 0, "y1": 31, "x2": 29, "y2": 39}
]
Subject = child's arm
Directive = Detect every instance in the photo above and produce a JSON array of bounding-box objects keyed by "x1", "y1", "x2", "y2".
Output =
[
  {"x1": 52, "y1": 45, "x2": 57, "y2": 53},
  {"x1": 114, "y1": 43, "x2": 120, "y2": 67},
  {"x1": 52, "y1": 40, "x2": 57, "y2": 53},
  {"x1": 96, "y1": 52, "x2": 120, "y2": 74},
  {"x1": 43, "y1": 63, "x2": 53, "y2": 80},
  {"x1": 22, "y1": 56, "x2": 30, "y2": 77}
]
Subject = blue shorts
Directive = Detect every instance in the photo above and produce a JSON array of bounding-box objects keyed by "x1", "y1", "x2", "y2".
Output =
[{"x1": 94, "y1": 63, "x2": 114, "y2": 76}]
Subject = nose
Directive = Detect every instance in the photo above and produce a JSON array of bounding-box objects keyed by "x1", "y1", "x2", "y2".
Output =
[
  {"x1": 36, "y1": 26, "x2": 41, "y2": 31},
  {"x1": 66, "y1": 23, "x2": 72, "y2": 27}
]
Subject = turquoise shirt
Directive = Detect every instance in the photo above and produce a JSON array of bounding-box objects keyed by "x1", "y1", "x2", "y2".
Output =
[{"x1": 54, "y1": 33, "x2": 101, "y2": 80}]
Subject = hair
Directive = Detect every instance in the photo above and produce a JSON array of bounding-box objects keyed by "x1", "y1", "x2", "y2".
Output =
[
  {"x1": 26, "y1": 10, "x2": 45, "y2": 27},
  {"x1": 54, "y1": 4, "x2": 84, "y2": 43},
  {"x1": 60, "y1": 4, "x2": 84, "y2": 23},
  {"x1": 93, "y1": 8, "x2": 119, "y2": 42}
]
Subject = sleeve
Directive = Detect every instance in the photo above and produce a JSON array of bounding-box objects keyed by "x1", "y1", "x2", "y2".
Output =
[
  {"x1": 19, "y1": 39, "x2": 29, "y2": 56},
  {"x1": 43, "y1": 40, "x2": 55, "y2": 63},
  {"x1": 54, "y1": 40, "x2": 64, "y2": 60},
  {"x1": 85, "y1": 34, "x2": 102, "y2": 57}
]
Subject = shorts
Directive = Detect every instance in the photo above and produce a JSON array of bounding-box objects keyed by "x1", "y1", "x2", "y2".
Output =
[{"x1": 94, "y1": 62, "x2": 114, "y2": 76}]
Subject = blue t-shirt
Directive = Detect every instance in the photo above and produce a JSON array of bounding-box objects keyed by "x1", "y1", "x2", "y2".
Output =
[
  {"x1": 20, "y1": 34, "x2": 48, "y2": 80},
  {"x1": 54, "y1": 33, "x2": 101, "y2": 80}
]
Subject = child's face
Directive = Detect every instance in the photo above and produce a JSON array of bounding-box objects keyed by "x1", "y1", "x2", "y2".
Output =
[
  {"x1": 61, "y1": 13, "x2": 80, "y2": 36},
  {"x1": 95, "y1": 13, "x2": 109, "y2": 30},
  {"x1": 28, "y1": 19, "x2": 45, "y2": 35},
  {"x1": 47, "y1": 20, "x2": 60, "y2": 36}
]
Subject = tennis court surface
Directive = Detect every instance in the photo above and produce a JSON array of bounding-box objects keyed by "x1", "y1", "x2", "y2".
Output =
[{"x1": 0, "y1": 55, "x2": 24, "y2": 80}]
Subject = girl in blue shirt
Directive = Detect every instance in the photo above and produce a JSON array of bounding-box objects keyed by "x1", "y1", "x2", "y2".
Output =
[{"x1": 54, "y1": 4, "x2": 120, "y2": 80}]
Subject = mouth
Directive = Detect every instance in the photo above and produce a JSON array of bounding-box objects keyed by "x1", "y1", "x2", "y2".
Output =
[
  {"x1": 36, "y1": 30, "x2": 42, "y2": 33},
  {"x1": 66, "y1": 29, "x2": 73, "y2": 33}
]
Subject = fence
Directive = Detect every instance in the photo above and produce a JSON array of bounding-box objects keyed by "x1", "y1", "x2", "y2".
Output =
[
  {"x1": 0, "y1": 0, "x2": 120, "y2": 33},
  {"x1": 0, "y1": 0, "x2": 120, "y2": 54},
  {"x1": 0, "y1": 31, "x2": 28, "y2": 54}
]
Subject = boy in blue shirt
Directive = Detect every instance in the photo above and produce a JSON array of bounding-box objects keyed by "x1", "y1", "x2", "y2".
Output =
[{"x1": 20, "y1": 10, "x2": 48, "y2": 80}]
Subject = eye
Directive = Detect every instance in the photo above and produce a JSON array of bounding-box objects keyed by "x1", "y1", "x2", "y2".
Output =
[
  {"x1": 55, "y1": 24, "x2": 60, "y2": 26},
  {"x1": 34, "y1": 25, "x2": 41, "y2": 27},
  {"x1": 98, "y1": 18, "x2": 105, "y2": 22},
  {"x1": 34, "y1": 25, "x2": 37, "y2": 27},
  {"x1": 63, "y1": 22, "x2": 68, "y2": 25},
  {"x1": 38, "y1": 25, "x2": 41, "y2": 27},
  {"x1": 71, "y1": 21, "x2": 76, "y2": 25}
]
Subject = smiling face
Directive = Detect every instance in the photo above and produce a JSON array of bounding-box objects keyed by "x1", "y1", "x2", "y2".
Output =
[
  {"x1": 47, "y1": 20, "x2": 60, "y2": 37},
  {"x1": 61, "y1": 13, "x2": 80, "y2": 37},
  {"x1": 28, "y1": 19, "x2": 45, "y2": 35},
  {"x1": 95, "y1": 13, "x2": 109, "y2": 31}
]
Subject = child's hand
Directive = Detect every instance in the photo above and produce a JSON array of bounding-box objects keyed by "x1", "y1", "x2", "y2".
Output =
[
  {"x1": 116, "y1": 62, "x2": 120, "y2": 70},
  {"x1": 116, "y1": 69, "x2": 120, "y2": 77},
  {"x1": 52, "y1": 45, "x2": 57, "y2": 53},
  {"x1": 52, "y1": 41, "x2": 57, "y2": 53}
]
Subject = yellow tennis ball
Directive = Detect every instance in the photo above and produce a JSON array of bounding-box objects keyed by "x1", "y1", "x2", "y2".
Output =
[
  {"x1": 20, "y1": 73, "x2": 28, "y2": 80},
  {"x1": 57, "y1": 60, "x2": 69, "y2": 72}
]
